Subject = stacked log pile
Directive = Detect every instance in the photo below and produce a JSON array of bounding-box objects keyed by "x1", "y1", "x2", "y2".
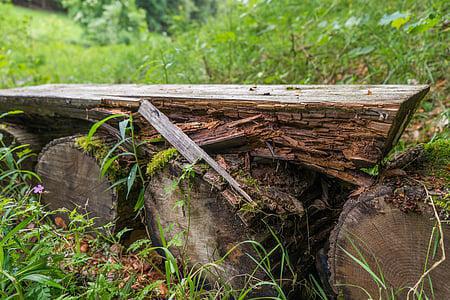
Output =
[{"x1": 0, "y1": 84, "x2": 440, "y2": 298}]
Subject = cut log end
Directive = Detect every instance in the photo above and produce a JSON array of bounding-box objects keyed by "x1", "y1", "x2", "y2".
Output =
[
  {"x1": 36, "y1": 136, "x2": 119, "y2": 229},
  {"x1": 144, "y1": 163, "x2": 263, "y2": 289},
  {"x1": 328, "y1": 180, "x2": 450, "y2": 299},
  {"x1": 144, "y1": 154, "x2": 345, "y2": 294}
]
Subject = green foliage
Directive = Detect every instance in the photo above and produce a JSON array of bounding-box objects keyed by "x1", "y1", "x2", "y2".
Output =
[
  {"x1": 1, "y1": 0, "x2": 447, "y2": 104},
  {"x1": 60, "y1": 0, "x2": 147, "y2": 44},
  {"x1": 146, "y1": 148, "x2": 178, "y2": 176},
  {"x1": 0, "y1": 1, "x2": 448, "y2": 297},
  {"x1": 79, "y1": 114, "x2": 148, "y2": 211},
  {"x1": 434, "y1": 193, "x2": 450, "y2": 215},
  {"x1": 0, "y1": 117, "x2": 297, "y2": 298},
  {"x1": 424, "y1": 138, "x2": 450, "y2": 183},
  {"x1": 136, "y1": 0, "x2": 217, "y2": 33}
]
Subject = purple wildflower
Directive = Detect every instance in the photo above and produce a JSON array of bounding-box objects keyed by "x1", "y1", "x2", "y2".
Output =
[{"x1": 32, "y1": 184, "x2": 44, "y2": 194}]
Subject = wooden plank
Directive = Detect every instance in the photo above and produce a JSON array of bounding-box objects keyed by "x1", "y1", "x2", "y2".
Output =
[
  {"x1": 0, "y1": 84, "x2": 429, "y2": 186},
  {"x1": 138, "y1": 100, "x2": 254, "y2": 204},
  {"x1": 0, "y1": 84, "x2": 429, "y2": 106}
]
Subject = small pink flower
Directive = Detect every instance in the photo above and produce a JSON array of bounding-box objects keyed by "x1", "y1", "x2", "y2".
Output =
[{"x1": 32, "y1": 184, "x2": 44, "y2": 194}]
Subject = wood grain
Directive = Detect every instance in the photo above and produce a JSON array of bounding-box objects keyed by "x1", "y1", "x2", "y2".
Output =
[
  {"x1": 328, "y1": 181, "x2": 450, "y2": 299},
  {"x1": 0, "y1": 84, "x2": 429, "y2": 185},
  {"x1": 36, "y1": 136, "x2": 118, "y2": 228},
  {"x1": 144, "y1": 164, "x2": 263, "y2": 290},
  {"x1": 138, "y1": 100, "x2": 253, "y2": 203}
]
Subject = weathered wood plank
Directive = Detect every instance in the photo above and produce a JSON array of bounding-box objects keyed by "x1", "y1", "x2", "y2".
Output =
[
  {"x1": 0, "y1": 84, "x2": 428, "y2": 106},
  {"x1": 138, "y1": 100, "x2": 254, "y2": 203},
  {"x1": 0, "y1": 84, "x2": 429, "y2": 185}
]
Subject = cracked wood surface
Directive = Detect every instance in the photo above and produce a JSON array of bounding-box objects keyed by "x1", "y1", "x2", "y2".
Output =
[
  {"x1": 138, "y1": 100, "x2": 254, "y2": 204},
  {"x1": 0, "y1": 84, "x2": 429, "y2": 185}
]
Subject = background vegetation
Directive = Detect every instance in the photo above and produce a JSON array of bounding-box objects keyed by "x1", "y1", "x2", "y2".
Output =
[
  {"x1": 0, "y1": 0, "x2": 448, "y2": 298},
  {"x1": 0, "y1": 0, "x2": 447, "y2": 140}
]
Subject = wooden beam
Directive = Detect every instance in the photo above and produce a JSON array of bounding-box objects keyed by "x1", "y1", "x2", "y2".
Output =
[
  {"x1": 0, "y1": 84, "x2": 429, "y2": 185},
  {"x1": 138, "y1": 100, "x2": 254, "y2": 204}
]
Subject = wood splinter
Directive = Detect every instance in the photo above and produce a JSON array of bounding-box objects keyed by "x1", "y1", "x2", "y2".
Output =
[{"x1": 138, "y1": 100, "x2": 254, "y2": 204}]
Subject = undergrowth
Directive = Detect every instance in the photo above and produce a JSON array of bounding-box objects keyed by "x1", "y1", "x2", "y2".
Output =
[
  {"x1": 0, "y1": 113, "x2": 312, "y2": 299},
  {"x1": 0, "y1": 0, "x2": 448, "y2": 298},
  {"x1": 1, "y1": 0, "x2": 447, "y2": 143}
]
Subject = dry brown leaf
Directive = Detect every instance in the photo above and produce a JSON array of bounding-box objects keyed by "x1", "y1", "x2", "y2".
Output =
[
  {"x1": 54, "y1": 216, "x2": 67, "y2": 229},
  {"x1": 110, "y1": 243, "x2": 123, "y2": 255},
  {"x1": 80, "y1": 242, "x2": 89, "y2": 253}
]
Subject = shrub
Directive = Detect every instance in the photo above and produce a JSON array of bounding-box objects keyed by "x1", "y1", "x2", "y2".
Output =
[{"x1": 60, "y1": 0, "x2": 147, "y2": 44}]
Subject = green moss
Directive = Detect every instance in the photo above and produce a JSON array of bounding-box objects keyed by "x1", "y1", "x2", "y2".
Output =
[
  {"x1": 424, "y1": 139, "x2": 450, "y2": 165},
  {"x1": 76, "y1": 136, "x2": 108, "y2": 160},
  {"x1": 424, "y1": 139, "x2": 450, "y2": 183},
  {"x1": 423, "y1": 139, "x2": 450, "y2": 214},
  {"x1": 75, "y1": 136, "x2": 122, "y2": 181},
  {"x1": 146, "y1": 148, "x2": 178, "y2": 176},
  {"x1": 361, "y1": 165, "x2": 379, "y2": 176},
  {"x1": 146, "y1": 136, "x2": 165, "y2": 144},
  {"x1": 235, "y1": 170, "x2": 260, "y2": 189}
]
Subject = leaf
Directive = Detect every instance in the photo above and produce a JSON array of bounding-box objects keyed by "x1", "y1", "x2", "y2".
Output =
[
  {"x1": 340, "y1": 245, "x2": 386, "y2": 289},
  {"x1": 348, "y1": 46, "x2": 375, "y2": 58},
  {"x1": 101, "y1": 153, "x2": 133, "y2": 178},
  {"x1": 406, "y1": 14, "x2": 439, "y2": 34},
  {"x1": 379, "y1": 11, "x2": 410, "y2": 29},
  {"x1": 0, "y1": 110, "x2": 23, "y2": 119},
  {"x1": 99, "y1": 138, "x2": 132, "y2": 172},
  {"x1": 21, "y1": 274, "x2": 63, "y2": 289},
  {"x1": 214, "y1": 31, "x2": 236, "y2": 43},
  {"x1": 0, "y1": 246, "x2": 4, "y2": 270},
  {"x1": 133, "y1": 187, "x2": 145, "y2": 211},
  {"x1": 173, "y1": 200, "x2": 185, "y2": 209},
  {"x1": 391, "y1": 15, "x2": 410, "y2": 29},
  {"x1": 0, "y1": 169, "x2": 41, "y2": 182},
  {"x1": 107, "y1": 177, "x2": 127, "y2": 191},
  {"x1": 316, "y1": 33, "x2": 330, "y2": 46},
  {"x1": 119, "y1": 119, "x2": 130, "y2": 140},
  {"x1": 310, "y1": 274, "x2": 328, "y2": 300},
  {"x1": 101, "y1": 155, "x2": 120, "y2": 177},
  {"x1": 156, "y1": 218, "x2": 167, "y2": 248},
  {"x1": 0, "y1": 216, "x2": 33, "y2": 246},
  {"x1": 86, "y1": 114, "x2": 124, "y2": 144},
  {"x1": 345, "y1": 16, "x2": 361, "y2": 28},
  {"x1": 126, "y1": 164, "x2": 138, "y2": 198}
]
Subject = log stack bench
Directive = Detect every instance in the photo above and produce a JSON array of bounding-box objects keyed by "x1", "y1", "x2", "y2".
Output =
[{"x1": 1, "y1": 84, "x2": 448, "y2": 298}]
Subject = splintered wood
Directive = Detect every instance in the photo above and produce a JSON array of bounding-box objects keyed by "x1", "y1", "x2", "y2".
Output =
[
  {"x1": 0, "y1": 84, "x2": 429, "y2": 186},
  {"x1": 138, "y1": 100, "x2": 254, "y2": 204}
]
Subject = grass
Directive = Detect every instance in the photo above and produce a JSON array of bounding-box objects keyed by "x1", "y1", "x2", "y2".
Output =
[
  {"x1": 0, "y1": 115, "x2": 296, "y2": 298},
  {"x1": 1, "y1": 1, "x2": 448, "y2": 86},
  {"x1": 4, "y1": 4, "x2": 83, "y2": 43},
  {"x1": 1, "y1": 0, "x2": 447, "y2": 140},
  {"x1": 0, "y1": 0, "x2": 448, "y2": 299}
]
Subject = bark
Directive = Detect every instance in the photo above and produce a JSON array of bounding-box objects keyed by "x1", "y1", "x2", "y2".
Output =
[
  {"x1": 144, "y1": 154, "x2": 350, "y2": 292},
  {"x1": 0, "y1": 84, "x2": 429, "y2": 186}
]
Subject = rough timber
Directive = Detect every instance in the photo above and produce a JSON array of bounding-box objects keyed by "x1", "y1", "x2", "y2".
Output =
[{"x1": 0, "y1": 84, "x2": 429, "y2": 185}]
